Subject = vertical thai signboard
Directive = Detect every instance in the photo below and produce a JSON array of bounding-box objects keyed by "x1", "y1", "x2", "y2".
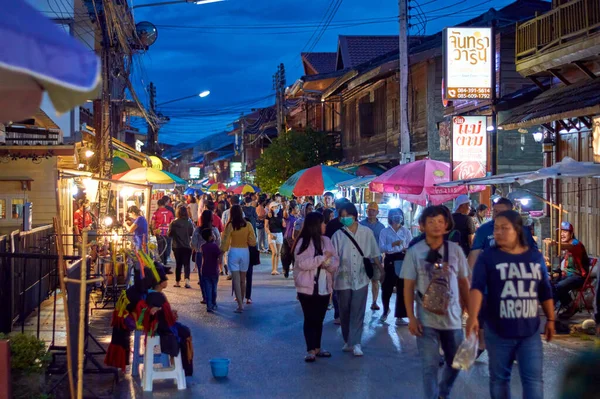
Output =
[
  {"x1": 593, "y1": 116, "x2": 600, "y2": 163},
  {"x1": 443, "y1": 27, "x2": 493, "y2": 100},
  {"x1": 452, "y1": 116, "x2": 487, "y2": 180}
]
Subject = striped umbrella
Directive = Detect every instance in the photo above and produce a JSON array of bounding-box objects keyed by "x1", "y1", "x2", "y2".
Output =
[
  {"x1": 162, "y1": 171, "x2": 187, "y2": 186},
  {"x1": 231, "y1": 184, "x2": 260, "y2": 195},
  {"x1": 114, "y1": 167, "x2": 176, "y2": 185},
  {"x1": 279, "y1": 165, "x2": 353, "y2": 197},
  {"x1": 112, "y1": 156, "x2": 143, "y2": 175},
  {"x1": 207, "y1": 183, "x2": 227, "y2": 192}
]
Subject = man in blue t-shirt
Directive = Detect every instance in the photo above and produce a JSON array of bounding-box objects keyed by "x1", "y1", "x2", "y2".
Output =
[{"x1": 468, "y1": 197, "x2": 538, "y2": 271}]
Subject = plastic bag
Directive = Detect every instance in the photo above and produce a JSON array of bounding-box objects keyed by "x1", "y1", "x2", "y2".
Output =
[{"x1": 452, "y1": 332, "x2": 479, "y2": 371}]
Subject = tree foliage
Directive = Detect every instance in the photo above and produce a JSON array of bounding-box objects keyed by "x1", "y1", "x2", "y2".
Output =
[{"x1": 255, "y1": 129, "x2": 341, "y2": 193}]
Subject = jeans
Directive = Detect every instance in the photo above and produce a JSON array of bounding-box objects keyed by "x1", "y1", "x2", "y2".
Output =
[
  {"x1": 332, "y1": 291, "x2": 340, "y2": 319},
  {"x1": 246, "y1": 263, "x2": 254, "y2": 300},
  {"x1": 298, "y1": 293, "x2": 330, "y2": 352},
  {"x1": 416, "y1": 327, "x2": 464, "y2": 399},
  {"x1": 173, "y1": 247, "x2": 192, "y2": 282},
  {"x1": 555, "y1": 274, "x2": 585, "y2": 307},
  {"x1": 157, "y1": 235, "x2": 168, "y2": 265},
  {"x1": 196, "y1": 252, "x2": 206, "y2": 300},
  {"x1": 257, "y1": 227, "x2": 268, "y2": 251},
  {"x1": 201, "y1": 275, "x2": 219, "y2": 310},
  {"x1": 165, "y1": 237, "x2": 173, "y2": 263},
  {"x1": 485, "y1": 326, "x2": 543, "y2": 399}
]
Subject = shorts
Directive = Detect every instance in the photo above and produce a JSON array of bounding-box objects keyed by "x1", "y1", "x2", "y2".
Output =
[
  {"x1": 227, "y1": 247, "x2": 250, "y2": 273},
  {"x1": 269, "y1": 232, "x2": 283, "y2": 245}
]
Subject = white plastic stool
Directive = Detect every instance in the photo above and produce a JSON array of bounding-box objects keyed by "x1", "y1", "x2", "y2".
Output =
[
  {"x1": 142, "y1": 335, "x2": 187, "y2": 391},
  {"x1": 131, "y1": 330, "x2": 170, "y2": 377}
]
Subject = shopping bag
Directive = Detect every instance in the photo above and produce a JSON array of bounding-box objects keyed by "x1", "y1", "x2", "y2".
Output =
[{"x1": 452, "y1": 332, "x2": 479, "y2": 370}]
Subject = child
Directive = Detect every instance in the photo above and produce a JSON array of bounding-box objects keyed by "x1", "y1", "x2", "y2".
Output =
[
  {"x1": 201, "y1": 228, "x2": 221, "y2": 312},
  {"x1": 146, "y1": 267, "x2": 194, "y2": 376}
]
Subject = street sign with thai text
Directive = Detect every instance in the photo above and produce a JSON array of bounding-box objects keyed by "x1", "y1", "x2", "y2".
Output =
[{"x1": 443, "y1": 27, "x2": 493, "y2": 100}]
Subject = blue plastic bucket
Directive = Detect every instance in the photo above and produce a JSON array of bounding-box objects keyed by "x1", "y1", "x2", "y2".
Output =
[{"x1": 209, "y1": 358, "x2": 230, "y2": 378}]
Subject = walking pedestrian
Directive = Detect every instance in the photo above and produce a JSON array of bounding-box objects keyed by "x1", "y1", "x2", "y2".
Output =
[
  {"x1": 282, "y1": 202, "x2": 299, "y2": 278},
  {"x1": 200, "y1": 229, "x2": 221, "y2": 312},
  {"x1": 325, "y1": 198, "x2": 349, "y2": 325},
  {"x1": 192, "y1": 210, "x2": 221, "y2": 301},
  {"x1": 331, "y1": 202, "x2": 383, "y2": 356},
  {"x1": 188, "y1": 195, "x2": 199, "y2": 226},
  {"x1": 256, "y1": 199, "x2": 269, "y2": 253},
  {"x1": 221, "y1": 204, "x2": 257, "y2": 313},
  {"x1": 450, "y1": 194, "x2": 476, "y2": 257},
  {"x1": 466, "y1": 210, "x2": 555, "y2": 399},
  {"x1": 378, "y1": 208, "x2": 412, "y2": 324},
  {"x1": 151, "y1": 199, "x2": 175, "y2": 265},
  {"x1": 294, "y1": 212, "x2": 339, "y2": 362},
  {"x1": 360, "y1": 202, "x2": 385, "y2": 311},
  {"x1": 168, "y1": 206, "x2": 195, "y2": 288},
  {"x1": 265, "y1": 201, "x2": 286, "y2": 275},
  {"x1": 402, "y1": 205, "x2": 470, "y2": 399}
]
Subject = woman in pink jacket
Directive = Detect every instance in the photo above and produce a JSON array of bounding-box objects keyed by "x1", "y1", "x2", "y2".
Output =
[{"x1": 293, "y1": 211, "x2": 339, "y2": 362}]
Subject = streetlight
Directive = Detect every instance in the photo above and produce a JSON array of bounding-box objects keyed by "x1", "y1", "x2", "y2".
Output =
[
  {"x1": 133, "y1": 0, "x2": 224, "y2": 9},
  {"x1": 157, "y1": 91, "x2": 211, "y2": 106}
]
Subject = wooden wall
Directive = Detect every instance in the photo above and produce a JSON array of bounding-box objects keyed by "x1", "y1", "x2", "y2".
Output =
[{"x1": 557, "y1": 130, "x2": 600, "y2": 256}]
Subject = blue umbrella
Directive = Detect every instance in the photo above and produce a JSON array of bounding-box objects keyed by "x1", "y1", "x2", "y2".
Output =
[
  {"x1": 0, "y1": 0, "x2": 101, "y2": 121},
  {"x1": 184, "y1": 187, "x2": 203, "y2": 196}
]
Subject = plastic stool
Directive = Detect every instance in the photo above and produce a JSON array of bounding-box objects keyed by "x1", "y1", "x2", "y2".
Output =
[
  {"x1": 142, "y1": 335, "x2": 186, "y2": 391},
  {"x1": 131, "y1": 330, "x2": 170, "y2": 378}
]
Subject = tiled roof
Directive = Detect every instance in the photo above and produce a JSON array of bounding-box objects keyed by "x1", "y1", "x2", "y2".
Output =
[
  {"x1": 500, "y1": 79, "x2": 600, "y2": 129},
  {"x1": 301, "y1": 52, "x2": 337, "y2": 75},
  {"x1": 336, "y1": 35, "x2": 399, "y2": 70}
]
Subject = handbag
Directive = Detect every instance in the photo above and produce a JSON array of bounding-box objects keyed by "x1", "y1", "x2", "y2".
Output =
[
  {"x1": 421, "y1": 242, "x2": 451, "y2": 315},
  {"x1": 341, "y1": 229, "x2": 374, "y2": 279}
]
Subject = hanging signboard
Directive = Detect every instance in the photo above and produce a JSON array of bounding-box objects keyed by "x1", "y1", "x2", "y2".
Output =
[
  {"x1": 452, "y1": 116, "x2": 487, "y2": 180},
  {"x1": 443, "y1": 27, "x2": 493, "y2": 100},
  {"x1": 593, "y1": 116, "x2": 600, "y2": 163}
]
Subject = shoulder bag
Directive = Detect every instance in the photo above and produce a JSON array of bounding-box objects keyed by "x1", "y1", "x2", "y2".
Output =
[
  {"x1": 341, "y1": 229, "x2": 374, "y2": 279},
  {"x1": 421, "y1": 241, "x2": 451, "y2": 315}
]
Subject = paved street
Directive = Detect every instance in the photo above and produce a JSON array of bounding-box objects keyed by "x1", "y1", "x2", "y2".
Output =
[{"x1": 116, "y1": 255, "x2": 581, "y2": 399}]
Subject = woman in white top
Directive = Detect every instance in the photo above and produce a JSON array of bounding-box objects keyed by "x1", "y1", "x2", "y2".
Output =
[
  {"x1": 378, "y1": 208, "x2": 413, "y2": 325},
  {"x1": 188, "y1": 195, "x2": 199, "y2": 225}
]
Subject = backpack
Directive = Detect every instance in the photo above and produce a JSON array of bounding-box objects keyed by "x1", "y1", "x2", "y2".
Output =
[{"x1": 421, "y1": 242, "x2": 452, "y2": 315}]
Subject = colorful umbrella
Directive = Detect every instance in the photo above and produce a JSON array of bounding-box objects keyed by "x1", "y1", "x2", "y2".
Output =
[
  {"x1": 369, "y1": 159, "x2": 484, "y2": 206},
  {"x1": 162, "y1": 171, "x2": 187, "y2": 186},
  {"x1": 184, "y1": 187, "x2": 202, "y2": 196},
  {"x1": 112, "y1": 156, "x2": 143, "y2": 175},
  {"x1": 0, "y1": 0, "x2": 101, "y2": 122},
  {"x1": 279, "y1": 165, "x2": 354, "y2": 197},
  {"x1": 346, "y1": 163, "x2": 387, "y2": 177},
  {"x1": 114, "y1": 167, "x2": 176, "y2": 185},
  {"x1": 231, "y1": 184, "x2": 260, "y2": 195},
  {"x1": 207, "y1": 183, "x2": 227, "y2": 192}
]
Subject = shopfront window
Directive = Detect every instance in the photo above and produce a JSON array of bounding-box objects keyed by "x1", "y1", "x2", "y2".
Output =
[
  {"x1": 0, "y1": 199, "x2": 5, "y2": 219},
  {"x1": 12, "y1": 199, "x2": 24, "y2": 219}
]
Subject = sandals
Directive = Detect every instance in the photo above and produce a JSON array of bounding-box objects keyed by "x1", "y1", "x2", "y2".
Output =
[
  {"x1": 246, "y1": 299, "x2": 253, "y2": 305},
  {"x1": 304, "y1": 354, "x2": 316, "y2": 362},
  {"x1": 315, "y1": 350, "x2": 331, "y2": 358},
  {"x1": 234, "y1": 308, "x2": 243, "y2": 313}
]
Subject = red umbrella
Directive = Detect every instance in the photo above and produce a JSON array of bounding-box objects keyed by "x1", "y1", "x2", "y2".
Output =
[{"x1": 369, "y1": 159, "x2": 483, "y2": 206}]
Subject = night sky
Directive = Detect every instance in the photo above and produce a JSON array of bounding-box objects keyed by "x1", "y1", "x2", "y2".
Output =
[{"x1": 130, "y1": 0, "x2": 521, "y2": 145}]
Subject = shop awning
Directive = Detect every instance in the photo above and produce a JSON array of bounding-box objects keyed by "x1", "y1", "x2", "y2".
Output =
[
  {"x1": 500, "y1": 79, "x2": 600, "y2": 130},
  {"x1": 336, "y1": 175, "x2": 377, "y2": 188}
]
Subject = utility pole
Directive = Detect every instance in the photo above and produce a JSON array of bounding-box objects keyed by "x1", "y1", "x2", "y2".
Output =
[
  {"x1": 398, "y1": 0, "x2": 411, "y2": 163},
  {"x1": 147, "y1": 82, "x2": 157, "y2": 154},
  {"x1": 240, "y1": 113, "x2": 246, "y2": 181},
  {"x1": 273, "y1": 63, "x2": 286, "y2": 134}
]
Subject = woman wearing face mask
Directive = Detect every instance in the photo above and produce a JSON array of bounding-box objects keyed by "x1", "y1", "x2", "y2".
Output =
[
  {"x1": 125, "y1": 205, "x2": 149, "y2": 250},
  {"x1": 265, "y1": 201, "x2": 286, "y2": 275},
  {"x1": 331, "y1": 203, "x2": 384, "y2": 356},
  {"x1": 378, "y1": 208, "x2": 413, "y2": 324}
]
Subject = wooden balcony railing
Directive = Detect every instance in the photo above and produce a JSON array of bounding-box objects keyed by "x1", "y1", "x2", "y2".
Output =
[{"x1": 516, "y1": 0, "x2": 600, "y2": 62}]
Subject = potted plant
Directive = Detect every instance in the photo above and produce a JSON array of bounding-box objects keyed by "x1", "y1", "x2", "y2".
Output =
[{"x1": 0, "y1": 333, "x2": 51, "y2": 399}]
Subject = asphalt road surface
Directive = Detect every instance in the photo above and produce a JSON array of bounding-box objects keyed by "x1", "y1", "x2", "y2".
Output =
[{"x1": 116, "y1": 255, "x2": 582, "y2": 399}]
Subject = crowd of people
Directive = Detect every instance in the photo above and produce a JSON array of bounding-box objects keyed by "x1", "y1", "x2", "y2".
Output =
[{"x1": 125, "y1": 187, "x2": 594, "y2": 399}]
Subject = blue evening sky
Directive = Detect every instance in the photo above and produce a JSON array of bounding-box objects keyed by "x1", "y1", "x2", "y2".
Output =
[{"x1": 131, "y1": 0, "x2": 519, "y2": 145}]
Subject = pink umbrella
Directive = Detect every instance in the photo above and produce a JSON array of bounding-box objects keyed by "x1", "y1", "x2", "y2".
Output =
[{"x1": 369, "y1": 159, "x2": 483, "y2": 206}]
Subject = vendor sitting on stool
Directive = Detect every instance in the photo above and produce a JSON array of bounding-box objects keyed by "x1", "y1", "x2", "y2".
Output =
[{"x1": 554, "y1": 221, "x2": 590, "y2": 319}]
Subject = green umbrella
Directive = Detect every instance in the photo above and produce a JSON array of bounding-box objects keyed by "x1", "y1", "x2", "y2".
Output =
[{"x1": 162, "y1": 171, "x2": 187, "y2": 185}]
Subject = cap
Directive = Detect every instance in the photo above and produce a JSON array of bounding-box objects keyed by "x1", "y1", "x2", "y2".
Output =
[
  {"x1": 269, "y1": 201, "x2": 279, "y2": 209},
  {"x1": 560, "y1": 221, "x2": 574, "y2": 232},
  {"x1": 367, "y1": 202, "x2": 379, "y2": 211},
  {"x1": 453, "y1": 195, "x2": 471, "y2": 212}
]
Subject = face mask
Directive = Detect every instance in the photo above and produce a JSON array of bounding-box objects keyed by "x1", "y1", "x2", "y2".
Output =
[
  {"x1": 340, "y1": 216, "x2": 354, "y2": 227},
  {"x1": 391, "y1": 215, "x2": 403, "y2": 224}
]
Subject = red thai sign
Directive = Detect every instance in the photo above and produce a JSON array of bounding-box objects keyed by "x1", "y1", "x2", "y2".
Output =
[{"x1": 452, "y1": 116, "x2": 487, "y2": 181}]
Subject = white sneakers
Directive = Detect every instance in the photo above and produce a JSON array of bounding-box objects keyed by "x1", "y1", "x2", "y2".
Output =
[
  {"x1": 380, "y1": 311, "x2": 389, "y2": 322},
  {"x1": 343, "y1": 343, "x2": 363, "y2": 356},
  {"x1": 184, "y1": 278, "x2": 191, "y2": 289},
  {"x1": 353, "y1": 345, "x2": 363, "y2": 357},
  {"x1": 395, "y1": 318, "x2": 409, "y2": 326}
]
